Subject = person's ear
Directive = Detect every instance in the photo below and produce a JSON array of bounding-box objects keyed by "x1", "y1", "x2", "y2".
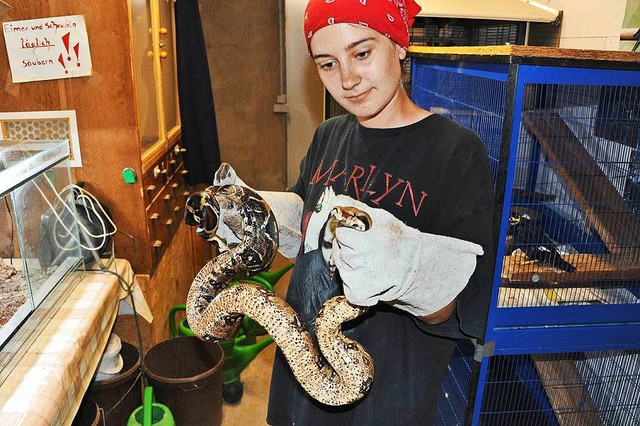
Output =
[
  {"x1": 389, "y1": 39, "x2": 407, "y2": 62},
  {"x1": 394, "y1": 43, "x2": 407, "y2": 64},
  {"x1": 396, "y1": 44, "x2": 407, "y2": 61}
]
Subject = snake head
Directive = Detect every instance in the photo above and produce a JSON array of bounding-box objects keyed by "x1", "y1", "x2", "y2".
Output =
[
  {"x1": 184, "y1": 190, "x2": 221, "y2": 241},
  {"x1": 329, "y1": 206, "x2": 372, "y2": 232}
]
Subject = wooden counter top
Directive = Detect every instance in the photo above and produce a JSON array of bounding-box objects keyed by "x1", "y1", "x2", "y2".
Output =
[{"x1": 0, "y1": 260, "x2": 134, "y2": 425}]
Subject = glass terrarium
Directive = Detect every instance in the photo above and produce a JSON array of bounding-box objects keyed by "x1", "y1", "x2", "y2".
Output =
[{"x1": 0, "y1": 139, "x2": 84, "y2": 349}]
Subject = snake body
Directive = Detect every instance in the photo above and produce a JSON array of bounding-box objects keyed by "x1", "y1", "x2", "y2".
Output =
[{"x1": 184, "y1": 180, "x2": 374, "y2": 406}]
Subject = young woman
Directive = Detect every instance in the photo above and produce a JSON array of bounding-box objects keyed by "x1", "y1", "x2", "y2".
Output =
[{"x1": 263, "y1": 1, "x2": 496, "y2": 424}]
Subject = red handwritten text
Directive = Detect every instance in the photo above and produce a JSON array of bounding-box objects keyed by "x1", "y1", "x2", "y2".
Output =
[{"x1": 21, "y1": 37, "x2": 54, "y2": 49}]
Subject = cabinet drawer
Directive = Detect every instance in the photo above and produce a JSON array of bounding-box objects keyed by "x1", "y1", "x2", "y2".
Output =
[{"x1": 142, "y1": 159, "x2": 169, "y2": 204}]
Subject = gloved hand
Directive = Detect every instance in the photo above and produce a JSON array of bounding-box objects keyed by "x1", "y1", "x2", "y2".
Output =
[
  {"x1": 332, "y1": 203, "x2": 484, "y2": 317},
  {"x1": 213, "y1": 163, "x2": 303, "y2": 259}
]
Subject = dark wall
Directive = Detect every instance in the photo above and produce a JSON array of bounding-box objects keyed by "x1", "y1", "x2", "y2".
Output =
[{"x1": 200, "y1": 1, "x2": 287, "y2": 190}]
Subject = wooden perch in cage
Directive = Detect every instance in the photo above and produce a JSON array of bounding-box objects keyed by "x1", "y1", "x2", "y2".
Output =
[{"x1": 531, "y1": 355, "x2": 603, "y2": 426}]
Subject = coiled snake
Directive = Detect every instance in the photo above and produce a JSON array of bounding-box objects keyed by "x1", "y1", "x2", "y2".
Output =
[{"x1": 183, "y1": 172, "x2": 375, "y2": 406}]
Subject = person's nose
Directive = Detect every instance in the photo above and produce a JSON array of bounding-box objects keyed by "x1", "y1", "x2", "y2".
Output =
[{"x1": 340, "y1": 63, "x2": 360, "y2": 90}]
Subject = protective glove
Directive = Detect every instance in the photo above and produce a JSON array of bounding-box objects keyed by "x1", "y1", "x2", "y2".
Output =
[
  {"x1": 332, "y1": 203, "x2": 484, "y2": 317},
  {"x1": 213, "y1": 163, "x2": 303, "y2": 259}
]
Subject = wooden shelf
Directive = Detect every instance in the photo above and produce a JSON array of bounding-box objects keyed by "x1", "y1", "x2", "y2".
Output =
[{"x1": 409, "y1": 45, "x2": 640, "y2": 69}]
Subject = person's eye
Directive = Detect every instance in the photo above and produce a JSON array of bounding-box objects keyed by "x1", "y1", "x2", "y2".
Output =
[
  {"x1": 355, "y1": 50, "x2": 370, "y2": 60},
  {"x1": 318, "y1": 60, "x2": 336, "y2": 70}
]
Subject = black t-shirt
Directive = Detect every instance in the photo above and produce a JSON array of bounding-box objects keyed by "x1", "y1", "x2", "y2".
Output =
[{"x1": 267, "y1": 114, "x2": 495, "y2": 425}]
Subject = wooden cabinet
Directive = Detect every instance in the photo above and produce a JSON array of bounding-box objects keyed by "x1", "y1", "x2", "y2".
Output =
[
  {"x1": 0, "y1": 0, "x2": 209, "y2": 345},
  {"x1": 131, "y1": 0, "x2": 186, "y2": 268},
  {"x1": 0, "y1": 0, "x2": 192, "y2": 274},
  {"x1": 133, "y1": 0, "x2": 191, "y2": 271}
]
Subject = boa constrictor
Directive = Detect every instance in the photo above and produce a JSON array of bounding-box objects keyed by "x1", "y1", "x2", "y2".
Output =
[{"x1": 183, "y1": 179, "x2": 374, "y2": 406}]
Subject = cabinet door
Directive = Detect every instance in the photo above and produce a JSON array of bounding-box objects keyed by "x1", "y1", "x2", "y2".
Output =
[
  {"x1": 131, "y1": 0, "x2": 181, "y2": 172},
  {"x1": 158, "y1": 0, "x2": 180, "y2": 141},
  {"x1": 131, "y1": 0, "x2": 161, "y2": 156}
]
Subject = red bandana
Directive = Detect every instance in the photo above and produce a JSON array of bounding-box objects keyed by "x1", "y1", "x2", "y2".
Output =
[{"x1": 303, "y1": 0, "x2": 422, "y2": 54}]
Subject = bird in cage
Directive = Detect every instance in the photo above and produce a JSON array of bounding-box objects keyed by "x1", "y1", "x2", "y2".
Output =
[{"x1": 507, "y1": 213, "x2": 576, "y2": 273}]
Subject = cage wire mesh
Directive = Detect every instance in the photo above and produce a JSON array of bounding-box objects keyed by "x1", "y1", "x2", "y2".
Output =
[
  {"x1": 411, "y1": 61, "x2": 505, "y2": 189},
  {"x1": 504, "y1": 83, "x2": 640, "y2": 309},
  {"x1": 410, "y1": 18, "x2": 525, "y2": 47},
  {"x1": 480, "y1": 350, "x2": 640, "y2": 425},
  {"x1": 411, "y1": 59, "x2": 640, "y2": 425}
]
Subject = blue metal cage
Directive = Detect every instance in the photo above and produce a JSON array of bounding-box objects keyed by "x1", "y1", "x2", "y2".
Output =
[{"x1": 411, "y1": 47, "x2": 640, "y2": 425}]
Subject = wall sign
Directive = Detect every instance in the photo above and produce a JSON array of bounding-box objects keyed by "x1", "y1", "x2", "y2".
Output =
[{"x1": 2, "y1": 15, "x2": 92, "y2": 83}]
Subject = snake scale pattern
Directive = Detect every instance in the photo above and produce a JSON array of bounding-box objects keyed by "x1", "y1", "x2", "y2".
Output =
[{"x1": 183, "y1": 169, "x2": 374, "y2": 406}]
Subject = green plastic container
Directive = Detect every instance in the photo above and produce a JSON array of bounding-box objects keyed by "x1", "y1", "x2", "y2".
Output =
[{"x1": 127, "y1": 387, "x2": 175, "y2": 426}]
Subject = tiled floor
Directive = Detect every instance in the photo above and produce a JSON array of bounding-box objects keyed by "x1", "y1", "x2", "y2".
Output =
[{"x1": 221, "y1": 253, "x2": 292, "y2": 426}]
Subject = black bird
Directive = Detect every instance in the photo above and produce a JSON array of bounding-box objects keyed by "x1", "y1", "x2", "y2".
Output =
[{"x1": 507, "y1": 213, "x2": 577, "y2": 273}]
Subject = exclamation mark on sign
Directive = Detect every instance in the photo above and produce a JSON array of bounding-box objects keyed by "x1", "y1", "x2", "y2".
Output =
[
  {"x1": 58, "y1": 53, "x2": 68, "y2": 74},
  {"x1": 73, "y1": 43, "x2": 80, "y2": 67},
  {"x1": 62, "y1": 32, "x2": 71, "y2": 61}
]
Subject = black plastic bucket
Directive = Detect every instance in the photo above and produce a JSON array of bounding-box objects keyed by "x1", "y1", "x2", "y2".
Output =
[
  {"x1": 143, "y1": 336, "x2": 224, "y2": 426},
  {"x1": 71, "y1": 397, "x2": 100, "y2": 426},
  {"x1": 87, "y1": 341, "x2": 143, "y2": 425}
]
